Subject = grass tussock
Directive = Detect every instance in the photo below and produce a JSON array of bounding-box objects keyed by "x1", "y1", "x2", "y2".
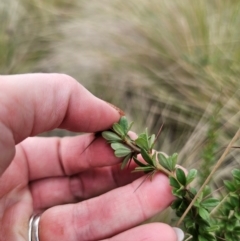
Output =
[
  {"x1": 0, "y1": 0, "x2": 77, "y2": 74},
  {"x1": 41, "y1": 0, "x2": 240, "y2": 162}
]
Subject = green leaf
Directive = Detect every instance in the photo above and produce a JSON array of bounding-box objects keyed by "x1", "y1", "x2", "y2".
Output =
[
  {"x1": 198, "y1": 222, "x2": 211, "y2": 233},
  {"x1": 225, "y1": 233, "x2": 235, "y2": 240},
  {"x1": 111, "y1": 142, "x2": 129, "y2": 151},
  {"x1": 135, "y1": 137, "x2": 149, "y2": 151},
  {"x1": 226, "y1": 220, "x2": 236, "y2": 231},
  {"x1": 199, "y1": 207, "x2": 209, "y2": 220},
  {"x1": 197, "y1": 191, "x2": 203, "y2": 202},
  {"x1": 169, "y1": 177, "x2": 181, "y2": 189},
  {"x1": 172, "y1": 188, "x2": 186, "y2": 198},
  {"x1": 234, "y1": 226, "x2": 240, "y2": 233},
  {"x1": 186, "y1": 169, "x2": 197, "y2": 185},
  {"x1": 102, "y1": 131, "x2": 122, "y2": 142},
  {"x1": 115, "y1": 148, "x2": 132, "y2": 157},
  {"x1": 141, "y1": 149, "x2": 153, "y2": 166},
  {"x1": 171, "y1": 199, "x2": 183, "y2": 209},
  {"x1": 224, "y1": 201, "x2": 234, "y2": 210},
  {"x1": 189, "y1": 187, "x2": 197, "y2": 196},
  {"x1": 198, "y1": 235, "x2": 208, "y2": 241},
  {"x1": 127, "y1": 121, "x2": 134, "y2": 132},
  {"x1": 121, "y1": 153, "x2": 132, "y2": 170},
  {"x1": 111, "y1": 143, "x2": 132, "y2": 157},
  {"x1": 232, "y1": 169, "x2": 240, "y2": 182},
  {"x1": 170, "y1": 153, "x2": 178, "y2": 170},
  {"x1": 193, "y1": 198, "x2": 201, "y2": 208},
  {"x1": 112, "y1": 123, "x2": 125, "y2": 137},
  {"x1": 163, "y1": 155, "x2": 175, "y2": 172},
  {"x1": 133, "y1": 156, "x2": 146, "y2": 167},
  {"x1": 229, "y1": 196, "x2": 239, "y2": 207},
  {"x1": 224, "y1": 180, "x2": 237, "y2": 192},
  {"x1": 158, "y1": 152, "x2": 171, "y2": 171},
  {"x1": 197, "y1": 218, "x2": 210, "y2": 228},
  {"x1": 198, "y1": 234, "x2": 215, "y2": 241},
  {"x1": 176, "y1": 168, "x2": 186, "y2": 186},
  {"x1": 229, "y1": 192, "x2": 239, "y2": 199},
  {"x1": 201, "y1": 198, "x2": 220, "y2": 208},
  {"x1": 149, "y1": 134, "x2": 155, "y2": 148},
  {"x1": 202, "y1": 185, "x2": 211, "y2": 198},
  {"x1": 175, "y1": 209, "x2": 183, "y2": 217},
  {"x1": 234, "y1": 212, "x2": 240, "y2": 220},
  {"x1": 205, "y1": 225, "x2": 220, "y2": 232},
  {"x1": 185, "y1": 219, "x2": 195, "y2": 229},
  {"x1": 119, "y1": 116, "x2": 128, "y2": 133}
]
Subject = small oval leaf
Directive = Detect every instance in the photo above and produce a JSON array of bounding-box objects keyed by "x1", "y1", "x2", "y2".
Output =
[
  {"x1": 135, "y1": 137, "x2": 149, "y2": 150},
  {"x1": 158, "y1": 152, "x2": 171, "y2": 171},
  {"x1": 176, "y1": 168, "x2": 186, "y2": 186},
  {"x1": 119, "y1": 116, "x2": 128, "y2": 133},
  {"x1": 232, "y1": 169, "x2": 240, "y2": 181},
  {"x1": 111, "y1": 142, "x2": 130, "y2": 151},
  {"x1": 102, "y1": 131, "x2": 122, "y2": 142},
  {"x1": 186, "y1": 169, "x2": 197, "y2": 185},
  {"x1": 224, "y1": 180, "x2": 237, "y2": 192},
  {"x1": 141, "y1": 149, "x2": 153, "y2": 166},
  {"x1": 115, "y1": 148, "x2": 132, "y2": 157},
  {"x1": 169, "y1": 177, "x2": 181, "y2": 189},
  {"x1": 201, "y1": 198, "x2": 220, "y2": 208},
  {"x1": 170, "y1": 153, "x2": 178, "y2": 170},
  {"x1": 198, "y1": 207, "x2": 209, "y2": 220},
  {"x1": 112, "y1": 123, "x2": 125, "y2": 137}
]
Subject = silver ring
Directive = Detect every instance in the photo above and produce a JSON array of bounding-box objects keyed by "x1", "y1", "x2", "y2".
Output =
[{"x1": 29, "y1": 214, "x2": 41, "y2": 241}]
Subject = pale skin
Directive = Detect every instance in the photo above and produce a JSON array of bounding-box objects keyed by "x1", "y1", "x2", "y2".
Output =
[{"x1": 0, "y1": 74, "x2": 178, "y2": 241}]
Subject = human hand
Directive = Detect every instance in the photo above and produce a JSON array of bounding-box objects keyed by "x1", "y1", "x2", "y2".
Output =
[{"x1": 0, "y1": 74, "x2": 183, "y2": 241}]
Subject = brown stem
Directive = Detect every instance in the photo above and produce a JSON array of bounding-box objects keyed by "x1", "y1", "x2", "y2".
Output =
[{"x1": 124, "y1": 137, "x2": 141, "y2": 153}]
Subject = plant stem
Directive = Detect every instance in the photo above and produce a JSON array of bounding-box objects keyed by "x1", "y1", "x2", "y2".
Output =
[
  {"x1": 124, "y1": 137, "x2": 141, "y2": 152},
  {"x1": 156, "y1": 165, "x2": 173, "y2": 177}
]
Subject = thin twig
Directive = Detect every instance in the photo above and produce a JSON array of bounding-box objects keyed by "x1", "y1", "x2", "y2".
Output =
[{"x1": 125, "y1": 137, "x2": 141, "y2": 152}]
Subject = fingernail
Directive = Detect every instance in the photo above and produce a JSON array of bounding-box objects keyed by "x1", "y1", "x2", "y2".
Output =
[
  {"x1": 105, "y1": 101, "x2": 125, "y2": 116},
  {"x1": 173, "y1": 227, "x2": 184, "y2": 241}
]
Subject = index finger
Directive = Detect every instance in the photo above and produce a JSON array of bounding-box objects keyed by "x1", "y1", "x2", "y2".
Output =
[{"x1": 0, "y1": 73, "x2": 122, "y2": 175}]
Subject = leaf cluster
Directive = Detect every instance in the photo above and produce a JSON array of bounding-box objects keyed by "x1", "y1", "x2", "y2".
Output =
[
  {"x1": 102, "y1": 117, "x2": 135, "y2": 169},
  {"x1": 102, "y1": 117, "x2": 240, "y2": 241},
  {"x1": 214, "y1": 169, "x2": 240, "y2": 241}
]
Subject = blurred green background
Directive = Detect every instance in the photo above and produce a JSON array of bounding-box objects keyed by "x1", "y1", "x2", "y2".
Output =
[{"x1": 2, "y1": 0, "x2": 240, "y2": 225}]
